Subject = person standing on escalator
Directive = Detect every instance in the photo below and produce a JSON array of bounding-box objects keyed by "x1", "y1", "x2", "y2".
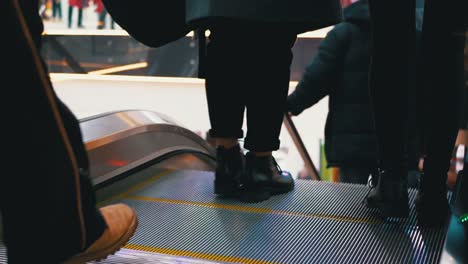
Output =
[
  {"x1": 68, "y1": 0, "x2": 87, "y2": 28},
  {"x1": 185, "y1": 0, "x2": 343, "y2": 202},
  {"x1": 364, "y1": 0, "x2": 467, "y2": 226},
  {"x1": 287, "y1": 0, "x2": 424, "y2": 186},
  {"x1": 1, "y1": 1, "x2": 137, "y2": 263},
  {"x1": 287, "y1": 0, "x2": 378, "y2": 185}
]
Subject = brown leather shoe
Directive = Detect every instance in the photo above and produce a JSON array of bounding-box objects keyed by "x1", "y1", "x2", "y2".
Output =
[{"x1": 63, "y1": 203, "x2": 138, "y2": 264}]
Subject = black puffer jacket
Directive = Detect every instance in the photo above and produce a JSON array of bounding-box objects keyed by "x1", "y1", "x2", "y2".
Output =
[{"x1": 287, "y1": 0, "x2": 377, "y2": 168}]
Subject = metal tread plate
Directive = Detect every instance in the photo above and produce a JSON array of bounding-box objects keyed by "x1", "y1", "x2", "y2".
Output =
[
  {"x1": 102, "y1": 169, "x2": 447, "y2": 264},
  {"x1": 0, "y1": 168, "x2": 448, "y2": 263}
]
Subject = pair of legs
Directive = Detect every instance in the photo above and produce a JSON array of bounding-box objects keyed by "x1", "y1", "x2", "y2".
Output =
[
  {"x1": 1, "y1": 1, "x2": 136, "y2": 262},
  {"x1": 367, "y1": 0, "x2": 466, "y2": 221},
  {"x1": 52, "y1": 0, "x2": 62, "y2": 20},
  {"x1": 204, "y1": 20, "x2": 297, "y2": 202},
  {"x1": 68, "y1": 5, "x2": 83, "y2": 28},
  {"x1": 205, "y1": 20, "x2": 296, "y2": 154}
]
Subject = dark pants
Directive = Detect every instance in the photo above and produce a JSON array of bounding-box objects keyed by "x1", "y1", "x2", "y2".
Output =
[
  {"x1": 68, "y1": 5, "x2": 83, "y2": 28},
  {"x1": 368, "y1": 0, "x2": 466, "y2": 190},
  {"x1": 340, "y1": 167, "x2": 374, "y2": 185},
  {"x1": 52, "y1": 0, "x2": 61, "y2": 19},
  {"x1": 1, "y1": 1, "x2": 106, "y2": 263},
  {"x1": 205, "y1": 20, "x2": 297, "y2": 151}
]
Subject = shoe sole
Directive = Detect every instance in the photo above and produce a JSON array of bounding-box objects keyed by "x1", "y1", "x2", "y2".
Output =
[{"x1": 63, "y1": 208, "x2": 138, "y2": 264}]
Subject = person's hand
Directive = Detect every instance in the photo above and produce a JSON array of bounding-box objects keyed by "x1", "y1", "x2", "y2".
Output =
[
  {"x1": 455, "y1": 129, "x2": 467, "y2": 146},
  {"x1": 418, "y1": 157, "x2": 424, "y2": 172},
  {"x1": 285, "y1": 97, "x2": 302, "y2": 116}
]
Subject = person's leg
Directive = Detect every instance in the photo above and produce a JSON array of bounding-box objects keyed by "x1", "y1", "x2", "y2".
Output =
[
  {"x1": 205, "y1": 21, "x2": 296, "y2": 202},
  {"x1": 77, "y1": 7, "x2": 83, "y2": 27},
  {"x1": 1, "y1": 1, "x2": 136, "y2": 262},
  {"x1": 241, "y1": 24, "x2": 297, "y2": 202},
  {"x1": 97, "y1": 10, "x2": 106, "y2": 29},
  {"x1": 110, "y1": 14, "x2": 115, "y2": 29},
  {"x1": 57, "y1": 0, "x2": 62, "y2": 20},
  {"x1": 52, "y1": 0, "x2": 57, "y2": 19},
  {"x1": 415, "y1": 1, "x2": 466, "y2": 226},
  {"x1": 244, "y1": 28, "x2": 296, "y2": 153},
  {"x1": 367, "y1": 1, "x2": 414, "y2": 170},
  {"x1": 365, "y1": 0, "x2": 415, "y2": 217},
  {"x1": 67, "y1": 5, "x2": 72, "y2": 28},
  {"x1": 206, "y1": 21, "x2": 246, "y2": 147},
  {"x1": 205, "y1": 20, "x2": 247, "y2": 197}
]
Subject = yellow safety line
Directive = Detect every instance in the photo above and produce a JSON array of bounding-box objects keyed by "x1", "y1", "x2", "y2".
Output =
[
  {"x1": 126, "y1": 196, "x2": 382, "y2": 225},
  {"x1": 124, "y1": 244, "x2": 278, "y2": 264},
  {"x1": 97, "y1": 169, "x2": 174, "y2": 206}
]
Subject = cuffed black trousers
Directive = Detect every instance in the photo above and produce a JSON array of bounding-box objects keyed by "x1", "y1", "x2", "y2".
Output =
[{"x1": 205, "y1": 20, "x2": 297, "y2": 152}]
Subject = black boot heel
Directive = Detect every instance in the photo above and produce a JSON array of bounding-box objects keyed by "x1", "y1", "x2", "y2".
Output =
[
  {"x1": 238, "y1": 152, "x2": 294, "y2": 203},
  {"x1": 214, "y1": 145, "x2": 244, "y2": 197},
  {"x1": 364, "y1": 168, "x2": 409, "y2": 218}
]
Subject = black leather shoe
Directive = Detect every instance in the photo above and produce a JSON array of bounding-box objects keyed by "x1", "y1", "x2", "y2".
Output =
[
  {"x1": 214, "y1": 145, "x2": 244, "y2": 197},
  {"x1": 238, "y1": 152, "x2": 294, "y2": 203},
  {"x1": 364, "y1": 168, "x2": 409, "y2": 218}
]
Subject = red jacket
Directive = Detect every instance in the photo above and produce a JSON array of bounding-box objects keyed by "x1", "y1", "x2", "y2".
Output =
[
  {"x1": 69, "y1": 0, "x2": 89, "y2": 9},
  {"x1": 94, "y1": 0, "x2": 104, "y2": 13}
]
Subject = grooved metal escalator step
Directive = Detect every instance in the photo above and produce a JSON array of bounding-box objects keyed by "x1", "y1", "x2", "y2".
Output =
[{"x1": 0, "y1": 168, "x2": 449, "y2": 264}]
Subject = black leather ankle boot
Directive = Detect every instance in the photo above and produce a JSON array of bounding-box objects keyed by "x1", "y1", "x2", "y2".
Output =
[
  {"x1": 238, "y1": 152, "x2": 294, "y2": 203},
  {"x1": 365, "y1": 168, "x2": 409, "y2": 218},
  {"x1": 214, "y1": 145, "x2": 244, "y2": 197}
]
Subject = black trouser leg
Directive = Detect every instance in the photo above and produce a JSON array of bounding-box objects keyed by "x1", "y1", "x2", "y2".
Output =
[
  {"x1": 1, "y1": 1, "x2": 105, "y2": 263},
  {"x1": 419, "y1": 1, "x2": 465, "y2": 192},
  {"x1": 205, "y1": 23, "x2": 247, "y2": 141},
  {"x1": 77, "y1": 8, "x2": 83, "y2": 27},
  {"x1": 52, "y1": 1, "x2": 57, "y2": 18},
  {"x1": 205, "y1": 21, "x2": 296, "y2": 151},
  {"x1": 98, "y1": 10, "x2": 106, "y2": 29},
  {"x1": 340, "y1": 167, "x2": 373, "y2": 185},
  {"x1": 57, "y1": 1, "x2": 62, "y2": 19},
  {"x1": 67, "y1": 5, "x2": 72, "y2": 28},
  {"x1": 244, "y1": 29, "x2": 296, "y2": 152},
  {"x1": 368, "y1": 0, "x2": 415, "y2": 172}
]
